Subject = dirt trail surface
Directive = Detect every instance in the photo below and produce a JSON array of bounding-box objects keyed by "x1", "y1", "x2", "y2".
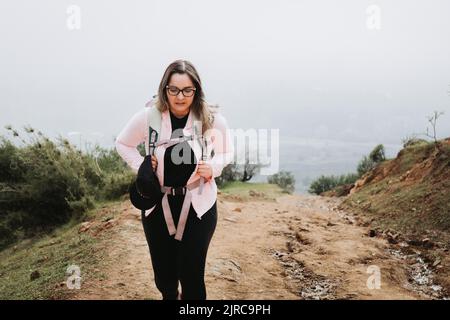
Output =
[{"x1": 68, "y1": 193, "x2": 442, "y2": 300}]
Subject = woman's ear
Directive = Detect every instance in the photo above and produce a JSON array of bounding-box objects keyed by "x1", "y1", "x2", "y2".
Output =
[{"x1": 208, "y1": 113, "x2": 215, "y2": 126}]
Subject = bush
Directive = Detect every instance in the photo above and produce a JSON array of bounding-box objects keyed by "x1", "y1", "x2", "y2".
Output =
[
  {"x1": 100, "y1": 171, "x2": 135, "y2": 200},
  {"x1": 357, "y1": 144, "x2": 386, "y2": 176},
  {"x1": 267, "y1": 170, "x2": 296, "y2": 194},
  {"x1": 215, "y1": 163, "x2": 240, "y2": 188},
  {"x1": 308, "y1": 173, "x2": 359, "y2": 195},
  {"x1": 0, "y1": 126, "x2": 133, "y2": 249},
  {"x1": 309, "y1": 144, "x2": 386, "y2": 195},
  {"x1": 215, "y1": 160, "x2": 263, "y2": 188},
  {"x1": 357, "y1": 155, "x2": 376, "y2": 177},
  {"x1": 402, "y1": 137, "x2": 428, "y2": 148},
  {"x1": 369, "y1": 144, "x2": 385, "y2": 163}
]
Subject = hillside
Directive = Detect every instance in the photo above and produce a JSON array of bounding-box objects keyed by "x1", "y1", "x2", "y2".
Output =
[{"x1": 335, "y1": 138, "x2": 450, "y2": 293}]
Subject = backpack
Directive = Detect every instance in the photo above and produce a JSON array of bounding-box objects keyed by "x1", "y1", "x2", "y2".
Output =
[
  {"x1": 131, "y1": 99, "x2": 214, "y2": 240},
  {"x1": 143, "y1": 99, "x2": 204, "y2": 157}
]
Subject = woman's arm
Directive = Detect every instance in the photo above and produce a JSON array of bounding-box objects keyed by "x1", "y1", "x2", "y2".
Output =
[
  {"x1": 206, "y1": 113, "x2": 234, "y2": 178},
  {"x1": 115, "y1": 108, "x2": 147, "y2": 173}
]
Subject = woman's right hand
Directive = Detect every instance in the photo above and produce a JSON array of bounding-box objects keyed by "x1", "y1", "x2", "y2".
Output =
[{"x1": 151, "y1": 155, "x2": 158, "y2": 171}]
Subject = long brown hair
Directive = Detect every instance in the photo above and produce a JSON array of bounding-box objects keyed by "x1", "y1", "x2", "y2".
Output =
[{"x1": 155, "y1": 59, "x2": 217, "y2": 134}]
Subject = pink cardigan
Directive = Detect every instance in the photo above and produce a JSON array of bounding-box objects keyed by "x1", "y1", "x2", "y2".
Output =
[{"x1": 115, "y1": 105, "x2": 234, "y2": 219}]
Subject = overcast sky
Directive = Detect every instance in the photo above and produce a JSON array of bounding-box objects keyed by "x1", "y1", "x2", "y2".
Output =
[{"x1": 1, "y1": 1, "x2": 450, "y2": 190}]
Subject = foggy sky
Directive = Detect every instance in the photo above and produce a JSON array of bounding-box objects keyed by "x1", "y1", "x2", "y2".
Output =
[{"x1": 1, "y1": 1, "x2": 450, "y2": 186}]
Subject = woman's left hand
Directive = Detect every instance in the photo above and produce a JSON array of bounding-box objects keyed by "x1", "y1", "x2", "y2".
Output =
[{"x1": 197, "y1": 160, "x2": 213, "y2": 180}]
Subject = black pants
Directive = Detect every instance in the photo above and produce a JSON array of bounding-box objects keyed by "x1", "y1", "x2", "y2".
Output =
[{"x1": 141, "y1": 194, "x2": 217, "y2": 300}]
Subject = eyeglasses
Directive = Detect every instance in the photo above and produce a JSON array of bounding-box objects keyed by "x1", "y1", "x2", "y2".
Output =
[{"x1": 166, "y1": 85, "x2": 196, "y2": 97}]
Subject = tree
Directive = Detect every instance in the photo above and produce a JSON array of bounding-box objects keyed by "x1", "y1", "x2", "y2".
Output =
[
  {"x1": 215, "y1": 163, "x2": 239, "y2": 187},
  {"x1": 241, "y1": 156, "x2": 259, "y2": 182},
  {"x1": 423, "y1": 110, "x2": 445, "y2": 151}
]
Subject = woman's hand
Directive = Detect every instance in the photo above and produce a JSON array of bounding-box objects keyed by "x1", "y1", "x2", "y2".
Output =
[
  {"x1": 151, "y1": 155, "x2": 158, "y2": 171},
  {"x1": 197, "y1": 160, "x2": 213, "y2": 180}
]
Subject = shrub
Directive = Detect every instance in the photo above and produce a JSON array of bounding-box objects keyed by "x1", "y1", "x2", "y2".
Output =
[
  {"x1": 357, "y1": 144, "x2": 386, "y2": 176},
  {"x1": 100, "y1": 171, "x2": 135, "y2": 200},
  {"x1": 267, "y1": 170, "x2": 296, "y2": 194},
  {"x1": 0, "y1": 126, "x2": 133, "y2": 249},
  {"x1": 357, "y1": 155, "x2": 376, "y2": 177},
  {"x1": 215, "y1": 163, "x2": 240, "y2": 188},
  {"x1": 369, "y1": 144, "x2": 385, "y2": 163},
  {"x1": 308, "y1": 173, "x2": 359, "y2": 195},
  {"x1": 402, "y1": 137, "x2": 428, "y2": 148}
]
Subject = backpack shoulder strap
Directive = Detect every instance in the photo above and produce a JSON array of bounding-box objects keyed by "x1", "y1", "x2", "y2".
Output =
[
  {"x1": 192, "y1": 114, "x2": 202, "y2": 138},
  {"x1": 144, "y1": 100, "x2": 161, "y2": 156}
]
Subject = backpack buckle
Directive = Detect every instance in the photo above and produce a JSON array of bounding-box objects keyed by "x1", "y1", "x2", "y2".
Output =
[{"x1": 171, "y1": 187, "x2": 186, "y2": 196}]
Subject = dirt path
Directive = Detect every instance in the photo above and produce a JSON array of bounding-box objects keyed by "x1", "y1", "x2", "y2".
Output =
[{"x1": 68, "y1": 193, "x2": 437, "y2": 300}]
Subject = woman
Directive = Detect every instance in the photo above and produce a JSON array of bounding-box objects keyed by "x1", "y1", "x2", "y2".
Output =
[{"x1": 115, "y1": 59, "x2": 234, "y2": 300}]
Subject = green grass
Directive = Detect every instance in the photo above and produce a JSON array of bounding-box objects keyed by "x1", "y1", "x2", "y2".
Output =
[
  {"x1": 396, "y1": 141, "x2": 436, "y2": 172},
  {"x1": 0, "y1": 199, "x2": 121, "y2": 300},
  {"x1": 219, "y1": 181, "x2": 285, "y2": 201}
]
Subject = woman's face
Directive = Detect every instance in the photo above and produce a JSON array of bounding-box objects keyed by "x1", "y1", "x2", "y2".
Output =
[{"x1": 166, "y1": 73, "x2": 196, "y2": 115}]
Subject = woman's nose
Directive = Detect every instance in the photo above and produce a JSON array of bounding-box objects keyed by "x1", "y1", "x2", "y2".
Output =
[{"x1": 176, "y1": 92, "x2": 184, "y2": 100}]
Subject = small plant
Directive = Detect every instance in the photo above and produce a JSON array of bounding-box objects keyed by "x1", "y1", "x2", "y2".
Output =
[
  {"x1": 308, "y1": 173, "x2": 359, "y2": 195},
  {"x1": 267, "y1": 170, "x2": 295, "y2": 194},
  {"x1": 357, "y1": 144, "x2": 386, "y2": 176},
  {"x1": 357, "y1": 155, "x2": 376, "y2": 177},
  {"x1": 369, "y1": 144, "x2": 385, "y2": 163},
  {"x1": 401, "y1": 134, "x2": 428, "y2": 148},
  {"x1": 423, "y1": 110, "x2": 445, "y2": 151}
]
